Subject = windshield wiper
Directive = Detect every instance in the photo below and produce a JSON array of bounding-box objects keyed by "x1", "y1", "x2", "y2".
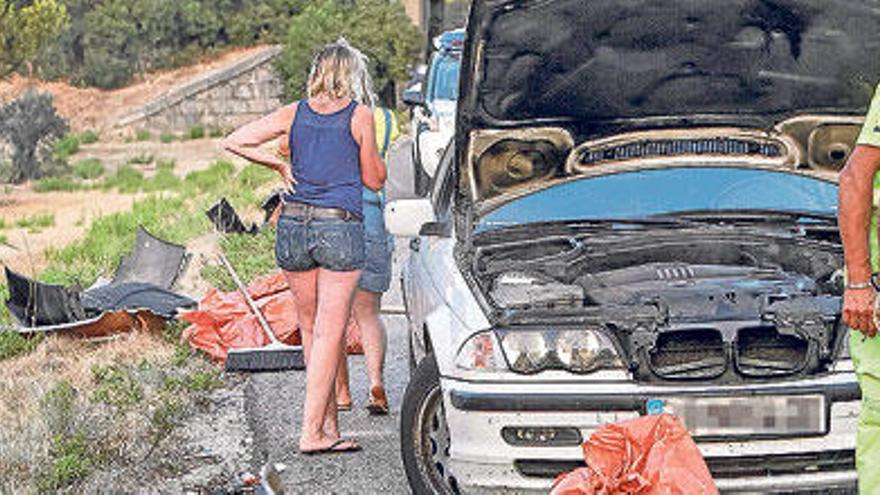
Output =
[
  {"x1": 477, "y1": 217, "x2": 696, "y2": 237},
  {"x1": 654, "y1": 208, "x2": 837, "y2": 225}
]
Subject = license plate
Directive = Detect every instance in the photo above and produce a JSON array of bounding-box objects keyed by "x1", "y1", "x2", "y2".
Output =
[{"x1": 649, "y1": 395, "x2": 826, "y2": 438}]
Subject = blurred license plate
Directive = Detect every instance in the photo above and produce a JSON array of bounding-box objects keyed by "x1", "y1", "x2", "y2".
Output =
[{"x1": 655, "y1": 395, "x2": 826, "y2": 438}]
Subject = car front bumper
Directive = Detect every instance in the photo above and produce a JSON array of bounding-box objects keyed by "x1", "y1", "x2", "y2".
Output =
[{"x1": 442, "y1": 372, "x2": 860, "y2": 494}]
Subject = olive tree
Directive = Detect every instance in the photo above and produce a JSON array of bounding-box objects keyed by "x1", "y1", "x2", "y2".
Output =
[{"x1": 0, "y1": 91, "x2": 68, "y2": 183}]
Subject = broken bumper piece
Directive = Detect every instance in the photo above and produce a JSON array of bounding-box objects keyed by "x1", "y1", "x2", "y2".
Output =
[{"x1": 3, "y1": 225, "x2": 195, "y2": 335}]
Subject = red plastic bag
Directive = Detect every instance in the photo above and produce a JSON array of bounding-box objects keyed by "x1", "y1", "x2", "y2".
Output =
[
  {"x1": 550, "y1": 414, "x2": 717, "y2": 495},
  {"x1": 180, "y1": 272, "x2": 363, "y2": 363}
]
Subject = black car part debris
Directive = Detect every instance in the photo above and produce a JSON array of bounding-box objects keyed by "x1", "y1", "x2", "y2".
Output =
[
  {"x1": 4, "y1": 225, "x2": 195, "y2": 333},
  {"x1": 206, "y1": 198, "x2": 259, "y2": 235},
  {"x1": 4, "y1": 268, "x2": 86, "y2": 327},
  {"x1": 260, "y1": 190, "x2": 283, "y2": 224},
  {"x1": 112, "y1": 225, "x2": 189, "y2": 288}
]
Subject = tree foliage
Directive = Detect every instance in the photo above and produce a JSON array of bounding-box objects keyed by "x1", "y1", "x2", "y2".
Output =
[
  {"x1": 276, "y1": 0, "x2": 422, "y2": 104},
  {"x1": 0, "y1": 91, "x2": 69, "y2": 183},
  {"x1": 0, "y1": 0, "x2": 68, "y2": 77},
  {"x1": 34, "y1": 0, "x2": 309, "y2": 89}
]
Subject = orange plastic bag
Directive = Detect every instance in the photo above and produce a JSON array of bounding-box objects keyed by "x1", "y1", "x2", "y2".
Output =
[
  {"x1": 180, "y1": 272, "x2": 363, "y2": 364},
  {"x1": 550, "y1": 414, "x2": 717, "y2": 495}
]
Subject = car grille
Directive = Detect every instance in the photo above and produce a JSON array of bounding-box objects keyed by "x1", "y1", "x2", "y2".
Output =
[
  {"x1": 649, "y1": 329, "x2": 727, "y2": 379},
  {"x1": 646, "y1": 326, "x2": 812, "y2": 381},
  {"x1": 576, "y1": 138, "x2": 784, "y2": 166},
  {"x1": 736, "y1": 326, "x2": 810, "y2": 377},
  {"x1": 513, "y1": 450, "x2": 854, "y2": 480}
]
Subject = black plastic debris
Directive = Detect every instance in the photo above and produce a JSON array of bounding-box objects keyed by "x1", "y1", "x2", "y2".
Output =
[
  {"x1": 112, "y1": 226, "x2": 189, "y2": 289},
  {"x1": 82, "y1": 282, "x2": 196, "y2": 319},
  {"x1": 4, "y1": 225, "x2": 195, "y2": 332},
  {"x1": 260, "y1": 190, "x2": 283, "y2": 224},
  {"x1": 4, "y1": 268, "x2": 86, "y2": 327},
  {"x1": 206, "y1": 198, "x2": 259, "y2": 235}
]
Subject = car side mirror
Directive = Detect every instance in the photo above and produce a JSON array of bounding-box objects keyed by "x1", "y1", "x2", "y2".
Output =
[
  {"x1": 385, "y1": 199, "x2": 435, "y2": 237},
  {"x1": 402, "y1": 85, "x2": 425, "y2": 108}
]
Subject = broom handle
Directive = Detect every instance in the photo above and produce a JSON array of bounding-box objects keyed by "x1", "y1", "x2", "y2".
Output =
[{"x1": 218, "y1": 252, "x2": 282, "y2": 346}]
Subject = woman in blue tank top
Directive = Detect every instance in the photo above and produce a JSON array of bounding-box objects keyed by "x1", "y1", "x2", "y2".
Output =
[{"x1": 224, "y1": 41, "x2": 386, "y2": 455}]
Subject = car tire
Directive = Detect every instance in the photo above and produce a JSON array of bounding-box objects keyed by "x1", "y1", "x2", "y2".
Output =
[{"x1": 400, "y1": 355, "x2": 460, "y2": 495}]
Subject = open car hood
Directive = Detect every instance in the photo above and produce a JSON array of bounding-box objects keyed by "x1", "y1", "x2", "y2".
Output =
[
  {"x1": 457, "y1": 0, "x2": 880, "y2": 206},
  {"x1": 462, "y1": 0, "x2": 880, "y2": 132}
]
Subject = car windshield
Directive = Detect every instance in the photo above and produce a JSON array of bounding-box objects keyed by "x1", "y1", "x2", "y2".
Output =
[
  {"x1": 428, "y1": 52, "x2": 461, "y2": 101},
  {"x1": 477, "y1": 167, "x2": 838, "y2": 231}
]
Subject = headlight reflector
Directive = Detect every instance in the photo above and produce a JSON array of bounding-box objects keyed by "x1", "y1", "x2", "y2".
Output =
[
  {"x1": 455, "y1": 330, "x2": 506, "y2": 371},
  {"x1": 499, "y1": 328, "x2": 623, "y2": 374}
]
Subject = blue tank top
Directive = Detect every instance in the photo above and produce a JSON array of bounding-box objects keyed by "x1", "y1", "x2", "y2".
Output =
[{"x1": 285, "y1": 99, "x2": 362, "y2": 219}]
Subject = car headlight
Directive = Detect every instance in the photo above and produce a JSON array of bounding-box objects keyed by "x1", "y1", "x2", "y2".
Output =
[
  {"x1": 499, "y1": 328, "x2": 624, "y2": 375},
  {"x1": 455, "y1": 331, "x2": 507, "y2": 372}
]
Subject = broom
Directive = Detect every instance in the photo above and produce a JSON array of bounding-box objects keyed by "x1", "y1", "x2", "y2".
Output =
[{"x1": 219, "y1": 252, "x2": 304, "y2": 372}]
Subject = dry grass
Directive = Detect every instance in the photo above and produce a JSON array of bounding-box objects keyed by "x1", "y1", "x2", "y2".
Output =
[{"x1": 0, "y1": 329, "x2": 222, "y2": 493}]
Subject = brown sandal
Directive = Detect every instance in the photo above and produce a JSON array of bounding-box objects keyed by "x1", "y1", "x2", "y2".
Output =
[{"x1": 366, "y1": 386, "x2": 389, "y2": 416}]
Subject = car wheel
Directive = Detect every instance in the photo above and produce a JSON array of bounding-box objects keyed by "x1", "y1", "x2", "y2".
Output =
[{"x1": 400, "y1": 355, "x2": 460, "y2": 495}]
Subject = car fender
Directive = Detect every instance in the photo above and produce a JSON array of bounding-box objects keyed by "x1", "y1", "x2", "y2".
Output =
[{"x1": 410, "y1": 237, "x2": 491, "y2": 376}]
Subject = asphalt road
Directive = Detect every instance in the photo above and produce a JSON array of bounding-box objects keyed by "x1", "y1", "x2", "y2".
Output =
[{"x1": 245, "y1": 139, "x2": 417, "y2": 494}]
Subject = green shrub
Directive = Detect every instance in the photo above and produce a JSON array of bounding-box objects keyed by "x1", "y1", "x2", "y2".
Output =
[
  {"x1": 54, "y1": 135, "x2": 81, "y2": 161},
  {"x1": 208, "y1": 126, "x2": 225, "y2": 138},
  {"x1": 159, "y1": 132, "x2": 176, "y2": 144},
  {"x1": 126, "y1": 153, "x2": 154, "y2": 165},
  {"x1": 135, "y1": 129, "x2": 151, "y2": 142},
  {"x1": 0, "y1": 91, "x2": 69, "y2": 183},
  {"x1": 91, "y1": 364, "x2": 143, "y2": 408},
  {"x1": 184, "y1": 160, "x2": 236, "y2": 193},
  {"x1": 16, "y1": 213, "x2": 55, "y2": 232},
  {"x1": 144, "y1": 167, "x2": 181, "y2": 192},
  {"x1": 73, "y1": 158, "x2": 105, "y2": 180},
  {"x1": 38, "y1": 433, "x2": 92, "y2": 491},
  {"x1": 101, "y1": 165, "x2": 144, "y2": 193},
  {"x1": 33, "y1": 176, "x2": 82, "y2": 193},
  {"x1": 186, "y1": 125, "x2": 205, "y2": 140},
  {"x1": 78, "y1": 130, "x2": 99, "y2": 144},
  {"x1": 0, "y1": 331, "x2": 42, "y2": 361}
]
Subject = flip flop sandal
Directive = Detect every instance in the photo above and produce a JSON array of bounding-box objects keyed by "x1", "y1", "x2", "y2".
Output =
[
  {"x1": 300, "y1": 438, "x2": 362, "y2": 456},
  {"x1": 337, "y1": 402, "x2": 352, "y2": 411},
  {"x1": 366, "y1": 386, "x2": 389, "y2": 416}
]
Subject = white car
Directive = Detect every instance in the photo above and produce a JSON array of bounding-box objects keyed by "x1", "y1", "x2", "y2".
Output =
[
  {"x1": 387, "y1": 1, "x2": 873, "y2": 493},
  {"x1": 404, "y1": 29, "x2": 462, "y2": 196}
]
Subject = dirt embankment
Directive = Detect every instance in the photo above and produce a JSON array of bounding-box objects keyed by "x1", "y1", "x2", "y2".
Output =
[{"x1": 0, "y1": 45, "x2": 274, "y2": 134}]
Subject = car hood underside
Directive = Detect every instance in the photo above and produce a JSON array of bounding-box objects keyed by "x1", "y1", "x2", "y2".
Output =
[
  {"x1": 469, "y1": 226, "x2": 844, "y2": 384},
  {"x1": 463, "y1": 0, "x2": 880, "y2": 132}
]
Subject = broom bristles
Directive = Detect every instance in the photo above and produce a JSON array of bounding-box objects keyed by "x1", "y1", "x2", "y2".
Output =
[{"x1": 225, "y1": 346, "x2": 304, "y2": 372}]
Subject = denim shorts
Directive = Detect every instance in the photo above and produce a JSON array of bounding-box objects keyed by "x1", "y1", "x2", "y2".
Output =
[
  {"x1": 275, "y1": 214, "x2": 365, "y2": 272},
  {"x1": 359, "y1": 201, "x2": 393, "y2": 293}
]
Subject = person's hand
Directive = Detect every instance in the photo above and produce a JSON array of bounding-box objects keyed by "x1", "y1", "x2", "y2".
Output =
[
  {"x1": 278, "y1": 163, "x2": 295, "y2": 193},
  {"x1": 843, "y1": 287, "x2": 878, "y2": 338}
]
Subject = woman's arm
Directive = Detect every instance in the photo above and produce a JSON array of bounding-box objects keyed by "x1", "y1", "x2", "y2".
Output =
[
  {"x1": 223, "y1": 103, "x2": 297, "y2": 189},
  {"x1": 351, "y1": 104, "x2": 387, "y2": 191}
]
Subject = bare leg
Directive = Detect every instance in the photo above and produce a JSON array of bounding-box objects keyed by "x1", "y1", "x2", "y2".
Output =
[
  {"x1": 336, "y1": 348, "x2": 352, "y2": 407},
  {"x1": 284, "y1": 269, "x2": 341, "y2": 439},
  {"x1": 298, "y1": 268, "x2": 361, "y2": 452},
  {"x1": 352, "y1": 289, "x2": 386, "y2": 390}
]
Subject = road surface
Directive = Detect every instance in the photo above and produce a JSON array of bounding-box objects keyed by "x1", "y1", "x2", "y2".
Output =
[{"x1": 245, "y1": 138, "x2": 417, "y2": 494}]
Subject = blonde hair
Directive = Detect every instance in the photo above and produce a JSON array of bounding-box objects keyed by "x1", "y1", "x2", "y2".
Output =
[
  {"x1": 307, "y1": 40, "x2": 361, "y2": 102},
  {"x1": 344, "y1": 40, "x2": 377, "y2": 107}
]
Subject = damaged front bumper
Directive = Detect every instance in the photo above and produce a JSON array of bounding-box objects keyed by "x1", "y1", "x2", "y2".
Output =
[{"x1": 442, "y1": 371, "x2": 859, "y2": 494}]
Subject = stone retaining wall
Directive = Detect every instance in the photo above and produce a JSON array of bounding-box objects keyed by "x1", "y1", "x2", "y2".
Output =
[{"x1": 115, "y1": 46, "x2": 284, "y2": 134}]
